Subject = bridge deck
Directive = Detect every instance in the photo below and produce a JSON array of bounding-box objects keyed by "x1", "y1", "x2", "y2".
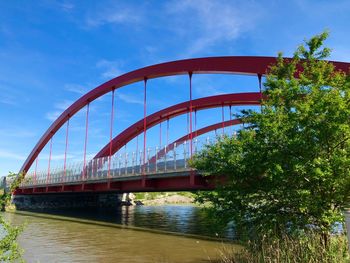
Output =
[{"x1": 16, "y1": 159, "x2": 215, "y2": 194}]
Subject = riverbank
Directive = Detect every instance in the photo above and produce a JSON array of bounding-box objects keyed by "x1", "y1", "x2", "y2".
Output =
[
  {"x1": 133, "y1": 191, "x2": 195, "y2": 205},
  {"x1": 213, "y1": 233, "x2": 350, "y2": 263}
]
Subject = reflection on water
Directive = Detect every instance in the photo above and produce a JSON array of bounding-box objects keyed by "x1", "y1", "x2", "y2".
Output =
[
  {"x1": 4, "y1": 206, "x2": 239, "y2": 263},
  {"x1": 31, "y1": 205, "x2": 233, "y2": 239}
]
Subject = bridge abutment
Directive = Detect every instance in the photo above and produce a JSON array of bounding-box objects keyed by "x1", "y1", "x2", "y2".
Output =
[{"x1": 12, "y1": 192, "x2": 130, "y2": 211}]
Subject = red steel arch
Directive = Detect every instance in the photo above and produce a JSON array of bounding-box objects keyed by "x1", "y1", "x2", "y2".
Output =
[
  {"x1": 20, "y1": 57, "x2": 350, "y2": 174},
  {"x1": 148, "y1": 119, "x2": 242, "y2": 164},
  {"x1": 94, "y1": 93, "x2": 259, "y2": 159}
]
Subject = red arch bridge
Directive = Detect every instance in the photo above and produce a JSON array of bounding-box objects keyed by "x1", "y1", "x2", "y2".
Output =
[{"x1": 14, "y1": 57, "x2": 350, "y2": 197}]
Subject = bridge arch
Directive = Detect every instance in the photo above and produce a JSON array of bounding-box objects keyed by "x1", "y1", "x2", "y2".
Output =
[
  {"x1": 148, "y1": 119, "x2": 242, "y2": 164},
  {"x1": 94, "y1": 93, "x2": 260, "y2": 159},
  {"x1": 20, "y1": 57, "x2": 350, "y2": 174}
]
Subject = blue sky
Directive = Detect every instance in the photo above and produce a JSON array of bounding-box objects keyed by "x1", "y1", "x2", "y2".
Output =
[{"x1": 1, "y1": 0, "x2": 350, "y2": 176}]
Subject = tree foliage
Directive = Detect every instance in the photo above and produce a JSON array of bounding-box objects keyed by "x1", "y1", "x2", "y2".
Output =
[
  {"x1": 191, "y1": 32, "x2": 350, "y2": 239},
  {"x1": 0, "y1": 173, "x2": 24, "y2": 261},
  {"x1": 0, "y1": 216, "x2": 23, "y2": 262}
]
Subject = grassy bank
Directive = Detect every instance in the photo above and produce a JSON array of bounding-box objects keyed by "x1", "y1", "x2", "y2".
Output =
[{"x1": 214, "y1": 233, "x2": 350, "y2": 263}]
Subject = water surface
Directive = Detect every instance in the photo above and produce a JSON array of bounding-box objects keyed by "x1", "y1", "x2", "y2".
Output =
[{"x1": 4, "y1": 206, "x2": 239, "y2": 263}]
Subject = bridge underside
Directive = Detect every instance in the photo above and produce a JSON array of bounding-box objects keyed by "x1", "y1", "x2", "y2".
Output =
[{"x1": 15, "y1": 172, "x2": 216, "y2": 195}]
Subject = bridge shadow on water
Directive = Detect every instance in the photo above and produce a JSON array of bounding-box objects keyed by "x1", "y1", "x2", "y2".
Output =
[{"x1": 18, "y1": 205, "x2": 237, "y2": 241}]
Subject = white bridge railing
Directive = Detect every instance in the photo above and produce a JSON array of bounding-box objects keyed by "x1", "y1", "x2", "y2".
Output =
[{"x1": 20, "y1": 136, "x2": 222, "y2": 188}]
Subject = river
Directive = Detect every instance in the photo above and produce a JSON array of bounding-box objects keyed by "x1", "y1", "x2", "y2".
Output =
[{"x1": 4, "y1": 205, "x2": 240, "y2": 263}]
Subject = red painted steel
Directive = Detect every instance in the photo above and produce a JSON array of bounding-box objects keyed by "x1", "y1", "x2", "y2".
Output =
[
  {"x1": 15, "y1": 173, "x2": 216, "y2": 195},
  {"x1": 159, "y1": 122, "x2": 162, "y2": 147},
  {"x1": 34, "y1": 157, "x2": 38, "y2": 184},
  {"x1": 94, "y1": 92, "x2": 261, "y2": 159},
  {"x1": 20, "y1": 56, "x2": 350, "y2": 174},
  {"x1": 108, "y1": 90, "x2": 115, "y2": 179},
  {"x1": 166, "y1": 118, "x2": 169, "y2": 146},
  {"x1": 221, "y1": 105, "x2": 225, "y2": 134},
  {"x1": 142, "y1": 78, "x2": 147, "y2": 186},
  {"x1": 229, "y1": 105, "x2": 232, "y2": 135},
  {"x1": 258, "y1": 74, "x2": 262, "y2": 93},
  {"x1": 63, "y1": 119, "x2": 69, "y2": 183},
  {"x1": 194, "y1": 110, "x2": 197, "y2": 137},
  {"x1": 47, "y1": 138, "x2": 53, "y2": 185},
  {"x1": 82, "y1": 103, "x2": 90, "y2": 181},
  {"x1": 149, "y1": 119, "x2": 242, "y2": 163},
  {"x1": 189, "y1": 72, "x2": 193, "y2": 157}
]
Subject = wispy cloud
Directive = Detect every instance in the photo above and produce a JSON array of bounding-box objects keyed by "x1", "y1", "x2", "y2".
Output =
[
  {"x1": 54, "y1": 100, "x2": 73, "y2": 111},
  {"x1": 165, "y1": 0, "x2": 261, "y2": 56},
  {"x1": 116, "y1": 92, "x2": 143, "y2": 105},
  {"x1": 0, "y1": 150, "x2": 26, "y2": 161},
  {"x1": 45, "y1": 100, "x2": 74, "y2": 121},
  {"x1": 64, "y1": 83, "x2": 90, "y2": 95},
  {"x1": 96, "y1": 59, "x2": 124, "y2": 79},
  {"x1": 59, "y1": 2, "x2": 75, "y2": 12},
  {"x1": 86, "y1": 4, "x2": 143, "y2": 28},
  {"x1": 0, "y1": 129, "x2": 36, "y2": 138},
  {"x1": 0, "y1": 95, "x2": 17, "y2": 106},
  {"x1": 45, "y1": 111, "x2": 62, "y2": 122},
  {"x1": 0, "y1": 83, "x2": 18, "y2": 106}
]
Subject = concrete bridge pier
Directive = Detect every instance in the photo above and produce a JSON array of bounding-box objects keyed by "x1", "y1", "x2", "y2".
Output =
[{"x1": 12, "y1": 192, "x2": 130, "y2": 210}]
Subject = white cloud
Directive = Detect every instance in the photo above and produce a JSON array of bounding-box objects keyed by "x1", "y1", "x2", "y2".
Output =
[
  {"x1": 59, "y1": 2, "x2": 74, "y2": 12},
  {"x1": 86, "y1": 5, "x2": 143, "y2": 28},
  {"x1": 116, "y1": 92, "x2": 143, "y2": 105},
  {"x1": 0, "y1": 129, "x2": 36, "y2": 138},
  {"x1": 194, "y1": 84, "x2": 223, "y2": 97},
  {"x1": 96, "y1": 59, "x2": 124, "y2": 79},
  {"x1": 64, "y1": 83, "x2": 90, "y2": 95},
  {"x1": 165, "y1": 0, "x2": 261, "y2": 56},
  {"x1": 54, "y1": 100, "x2": 73, "y2": 111},
  {"x1": 45, "y1": 99, "x2": 90, "y2": 122},
  {"x1": 45, "y1": 110, "x2": 62, "y2": 122},
  {"x1": 0, "y1": 96, "x2": 16, "y2": 106},
  {"x1": 0, "y1": 150, "x2": 26, "y2": 161}
]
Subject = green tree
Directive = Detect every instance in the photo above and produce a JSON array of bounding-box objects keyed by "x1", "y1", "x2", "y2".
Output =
[
  {"x1": 191, "y1": 32, "x2": 350, "y2": 241},
  {"x1": 0, "y1": 216, "x2": 23, "y2": 262},
  {"x1": 0, "y1": 172, "x2": 24, "y2": 262}
]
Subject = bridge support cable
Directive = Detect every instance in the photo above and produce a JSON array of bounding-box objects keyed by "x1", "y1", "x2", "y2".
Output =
[
  {"x1": 148, "y1": 119, "x2": 242, "y2": 164},
  {"x1": 186, "y1": 112, "x2": 189, "y2": 140},
  {"x1": 142, "y1": 78, "x2": 147, "y2": 187},
  {"x1": 61, "y1": 119, "x2": 70, "y2": 191},
  {"x1": 46, "y1": 137, "x2": 53, "y2": 190},
  {"x1": 159, "y1": 122, "x2": 162, "y2": 149},
  {"x1": 34, "y1": 157, "x2": 38, "y2": 185},
  {"x1": 188, "y1": 72, "x2": 195, "y2": 186},
  {"x1": 136, "y1": 134, "x2": 139, "y2": 172},
  {"x1": 82, "y1": 103, "x2": 90, "y2": 188},
  {"x1": 221, "y1": 104, "x2": 225, "y2": 135},
  {"x1": 189, "y1": 72, "x2": 193, "y2": 157},
  {"x1": 166, "y1": 118, "x2": 169, "y2": 169},
  {"x1": 108, "y1": 89, "x2": 115, "y2": 185},
  {"x1": 166, "y1": 118, "x2": 169, "y2": 147},
  {"x1": 194, "y1": 110, "x2": 197, "y2": 155},
  {"x1": 194, "y1": 110, "x2": 197, "y2": 138},
  {"x1": 62, "y1": 118, "x2": 70, "y2": 189},
  {"x1": 229, "y1": 105, "x2": 232, "y2": 136},
  {"x1": 258, "y1": 74, "x2": 262, "y2": 112}
]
